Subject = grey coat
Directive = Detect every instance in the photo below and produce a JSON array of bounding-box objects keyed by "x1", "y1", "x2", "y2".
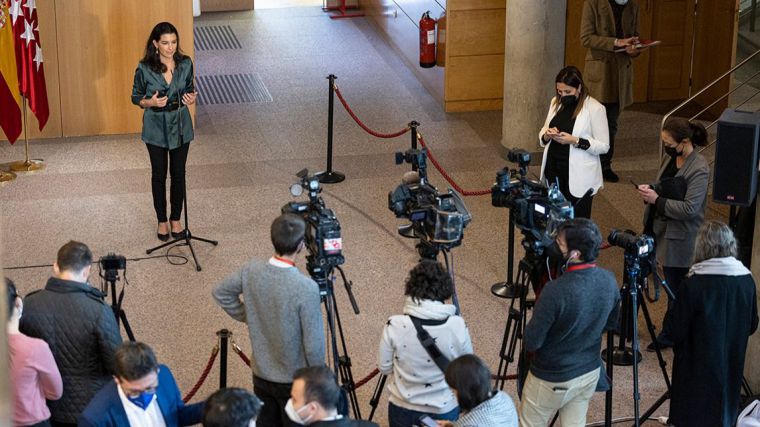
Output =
[{"x1": 644, "y1": 152, "x2": 710, "y2": 268}]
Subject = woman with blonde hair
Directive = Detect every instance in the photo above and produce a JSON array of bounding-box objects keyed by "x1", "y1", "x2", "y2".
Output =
[{"x1": 666, "y1": 220, "x2": 758, "y2": 427}]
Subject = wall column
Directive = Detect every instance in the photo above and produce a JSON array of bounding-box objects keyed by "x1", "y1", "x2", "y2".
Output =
[{"x1": 502, "y1": 0, "x2": 567, "y2": 155}]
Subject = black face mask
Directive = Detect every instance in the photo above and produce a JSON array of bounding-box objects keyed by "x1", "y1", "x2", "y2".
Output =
[
  {"x1": 546, "y1": 241, "x2": 563, "y2": 261},
  {"x1": 664, "y1": 144, "x2": 681, "y2": 159},
  {"x1": 560, "y1": 95, "x2": 578, "y2": 107}
]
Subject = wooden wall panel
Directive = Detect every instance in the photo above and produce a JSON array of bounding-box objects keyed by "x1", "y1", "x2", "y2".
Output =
[
  {"x1": 447, "y1": 9, "x2": 505, "y2": 56},
  {"x1": 445, "y1": 55, "x2": 504, "y2": 101},
  {"x1": 648, "y1": 0, "x2": 694, "y2": 100},
  {"x1": 55, "y1": 0, "x2": 193, "y2": 137},
  {"x1": 0, "y1": 0, "x2": 61, "y2": 142},
  {"x1": 201, "y1": 0, "x2": 254, "y2": 12}
]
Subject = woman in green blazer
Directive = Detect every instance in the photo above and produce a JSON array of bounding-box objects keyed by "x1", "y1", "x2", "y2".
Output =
[{"x1": 132, "y1": 22, "x2": 196, "y2": 241}]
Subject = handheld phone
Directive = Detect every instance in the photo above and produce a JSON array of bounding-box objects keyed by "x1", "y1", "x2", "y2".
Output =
[
  {"x1": 417, "y1": 415, "x2": 438, "y2": 427},
  {"x1": 629, "y1": 178, "x2": 640, "y2": 189}
]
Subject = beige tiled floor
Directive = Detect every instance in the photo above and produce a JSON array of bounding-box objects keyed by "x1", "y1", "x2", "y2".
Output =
[{"x1": 0, "y1": 5, "x2": 726, "y2": 426}]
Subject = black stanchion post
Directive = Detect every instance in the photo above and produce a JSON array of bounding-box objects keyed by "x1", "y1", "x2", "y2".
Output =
[
  {"x1": 217, "y1": 329, "x2": 231, "y2": 389},
  {"x1": 318, "y1": 74, "x2": 346, "y2": 184}
]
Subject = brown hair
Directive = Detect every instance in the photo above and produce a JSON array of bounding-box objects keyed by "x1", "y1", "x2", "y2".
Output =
[
  {"x1": 554, "y1": 66, "x2": 590, "y2": 119},
  {"x1": 662, "y1": 117, "x2": 708, "y2": 147}
]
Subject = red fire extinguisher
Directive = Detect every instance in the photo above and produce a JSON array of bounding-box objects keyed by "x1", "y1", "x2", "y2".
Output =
[{"x1": 419, "y1": 11, "x2": 436, "y2": 68}]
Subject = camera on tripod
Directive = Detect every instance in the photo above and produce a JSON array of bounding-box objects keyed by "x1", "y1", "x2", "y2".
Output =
[
  {"x1": 282, "y1": 169, "x2": 344, "y2": 294},
  {"x1": 387, "y1": 148, "x2": 472, "y2": 258},
  {"x1": 608, "y1": 229, "x2": 654, "y2": 258},
  {"x1": 491, "y1": 149, "x2": 574, "y2": 254},
  {"x1": 99, "y1": 253, "x2": 126, "y2": 285}
]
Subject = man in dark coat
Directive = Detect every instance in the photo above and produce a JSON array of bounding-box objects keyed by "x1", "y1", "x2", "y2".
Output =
[
  {"x1": 286, "y1": 366, "x2": 378, "y2": 427},
  {"x1": 20, "y1": 241, "x2": 123, "y2": 427},
  {"x1": 668, "y1": 221, "x2": 759, "y2": 427}
]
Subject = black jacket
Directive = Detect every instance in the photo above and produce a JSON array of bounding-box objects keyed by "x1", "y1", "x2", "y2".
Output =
[
  {"x1": 20, "y1": 277, "x2": 123, "y2": 424},
  {"x1": 668, "y1": 273, "x2": 758, "y2": 427}
]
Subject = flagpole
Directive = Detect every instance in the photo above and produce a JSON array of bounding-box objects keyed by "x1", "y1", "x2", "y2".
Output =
[{"x1": 10, "y1": 97, "x2": 44, "y2": 172}]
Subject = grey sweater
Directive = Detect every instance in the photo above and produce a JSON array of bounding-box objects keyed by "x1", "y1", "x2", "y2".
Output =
[
  {"x1": 524, "y1": 265, "x2": 620, "y2": 383},
  {"x1": 212, "y1": 259, "x2": 325, "y2": 383}
]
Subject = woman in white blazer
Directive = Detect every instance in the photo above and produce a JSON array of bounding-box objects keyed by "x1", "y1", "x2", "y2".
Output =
[{"x1": 539, "y1": 66, "x2": 610, "y2": 218}]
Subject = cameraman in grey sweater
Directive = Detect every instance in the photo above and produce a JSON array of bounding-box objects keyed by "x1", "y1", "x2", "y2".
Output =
[
  {"x1": 213, "y1": 213, "x2": 325, "y2": 427},
  {"x1": 520, "y1": 218, "x2": 620, "y2": 427}
]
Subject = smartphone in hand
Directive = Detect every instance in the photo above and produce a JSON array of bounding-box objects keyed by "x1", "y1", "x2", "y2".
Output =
[{"x1": 417, "y1": 415, "x2": 439, "y2": 427}]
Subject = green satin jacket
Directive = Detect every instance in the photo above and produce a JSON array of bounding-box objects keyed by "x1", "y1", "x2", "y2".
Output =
[{"x1": 131, "y1": 57, "x2": 195, "y2": 149}]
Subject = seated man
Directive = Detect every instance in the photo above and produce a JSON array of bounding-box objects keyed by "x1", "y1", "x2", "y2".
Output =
[
  {"x1": 79, "y1": 341, "x2": 204, "y2": 426},
  {"x1": 20, "y1": 240, "x2": 122, "y2": 427},
  {"x1": 287, "y1": 366, "x2": 378, "y2": 427},
  {"x1": 203, "y1": 388, "x2": 263, "y2": 427}
]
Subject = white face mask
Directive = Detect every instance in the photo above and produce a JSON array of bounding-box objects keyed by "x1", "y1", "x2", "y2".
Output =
[
  {"x1": 284, "y1": 398, "x2": 313, "y2": 425},
  {"x1": 248, "y1": 420, "x2": 256, "y2": 427},
  {"x1": 614, "y1": 0, "x2": 629, "y2": 5}
]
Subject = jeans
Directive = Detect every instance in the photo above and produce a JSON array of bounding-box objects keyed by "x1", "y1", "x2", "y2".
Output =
[
  {"x1": 600, "y1": 102, "x2": 620, "y2": 170},
  {"x1": 145, "y1": 142, "x2": 190, "y2": 223},
  {"x1": 519, "y1": 368, "x2": 600, "y2": 427},
  {"x1": 388, "y1": 402, "x2": 459, "y2": 427},
  {"x1": 253, "y1": 376, "x2": 299, "y2": 427}
]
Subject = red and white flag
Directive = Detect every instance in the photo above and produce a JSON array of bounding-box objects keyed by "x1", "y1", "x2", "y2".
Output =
[
  {"x1": 10, "y1": 0, "x2": 48, "y2": 130},
  {"x1": 0, "y1": 0, "x2": 22, "y2": 142}
]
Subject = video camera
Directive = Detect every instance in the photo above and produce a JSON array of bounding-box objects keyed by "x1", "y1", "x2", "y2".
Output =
[
  {"x1": 388, "y1": 148, "x2": 472, "y2": 258},
  {"x1": 608, "y1": 229, "x2": 654, "y2": 258},
  {"x1": 99, "y1": 253, "x2": 126, "y2": 271},
  {"x1": 491, "y1": 149, "x2": 574, "y2": 254},
  {"x1": 282, "y1": 169, "x2": 344, "y2": 293}
]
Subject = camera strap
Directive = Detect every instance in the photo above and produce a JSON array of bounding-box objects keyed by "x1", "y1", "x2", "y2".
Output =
[{"x1": 408, "y1": 315, "x2": 450, "y2": 373}]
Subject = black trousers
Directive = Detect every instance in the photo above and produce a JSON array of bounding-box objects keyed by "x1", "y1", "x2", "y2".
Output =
[
  {"x1": 24, "y1": 420, "x2": 52, "y2": 427},
  {"x1": 601, "y1": 102, "x2": 620, "y2": 170},
  {"x1": 145, "y1": 142, "x2": 190, "y2": 223},
  {"x1": 253, "y1": 376, "x2": 299, "y2": 427},
  {"x1": 545, "y1": 169, "x2": 594, "y2": 219},
  {"x1": 658, "y1": 266, "x2": 690, "y2": 343}
]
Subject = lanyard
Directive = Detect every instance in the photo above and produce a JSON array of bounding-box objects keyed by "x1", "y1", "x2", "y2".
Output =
[
  {"x1": 565, "y1": 263, "x2": 596, "y2": 272},
  {"x1": 273, "y1": 256, "x2": 295, "y2": 267}
]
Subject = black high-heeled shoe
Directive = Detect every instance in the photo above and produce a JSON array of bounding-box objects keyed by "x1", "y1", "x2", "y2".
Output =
[
  {"x1": 170, "y1": 221, "x2": 186, "y2": 239},
  {"x1": 157, "y1": 224, "x2": 170, "y2": 242}
]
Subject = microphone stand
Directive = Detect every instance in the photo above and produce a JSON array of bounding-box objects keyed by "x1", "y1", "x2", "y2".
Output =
[{"x1": 146, "y1": 63, "x2": 218, "y2": 271}]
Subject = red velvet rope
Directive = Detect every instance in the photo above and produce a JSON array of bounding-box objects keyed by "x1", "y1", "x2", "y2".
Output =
[
  {"x1": 333, "y1": 85, "x2": 411, "y2": 139},
  {"x1": 417, "y1": 134, "x2": 492, "y2": 196},
  {"x1": 354, "y1": 368, "x2": 380, "y2": 389},
  {"x1": 232, "y1": 342, "x2": 252, "y2": 367},
  {"x1": 182, "y1": 345, "x2": 219, "y2": 403}
]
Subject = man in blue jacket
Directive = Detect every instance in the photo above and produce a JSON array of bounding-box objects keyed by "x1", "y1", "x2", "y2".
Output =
[{"x1": 78, "y1": 341, "x2": 203, "y2": 427}]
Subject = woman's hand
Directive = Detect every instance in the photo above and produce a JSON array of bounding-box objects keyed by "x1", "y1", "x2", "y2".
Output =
[
  {"x1": 182, "y1": 91, "x2": 197, "y2": 106},
  {"x1": 553, "y1": 132, "x2": 578, "y2": 146},
  {"x1": 637, "y1": 185, "x2": 659, "y2": 204},
  {"x1": 543, "y1": 127, "x2": 559, "y2": 142},
  {"x1": 149, "y1": 91, "x2": 168, "y2": 108}
]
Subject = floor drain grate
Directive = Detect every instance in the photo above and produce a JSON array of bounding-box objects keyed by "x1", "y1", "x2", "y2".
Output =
[
  {"x1": 195, "y1": 74, "x2": 273, "y2": 105},
  {"x1": 194, "y1": 25, "x2": 242, "y2": 51}
]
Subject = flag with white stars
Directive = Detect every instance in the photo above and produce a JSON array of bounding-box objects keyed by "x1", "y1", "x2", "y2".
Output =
[{"x1": 10, "y1": 0, "x2": 48, "y2": 129}]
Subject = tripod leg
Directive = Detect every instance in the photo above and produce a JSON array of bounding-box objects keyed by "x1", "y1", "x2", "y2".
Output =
[
  {"x1": 605, "y1": 331, "x2": 613, "y2": 427},
  {"x1": 496, "y1": 307, "x2": 520, "y2": 390},
  {"x1": 630, "y1": 285, "x2": 641, "y2": 427},
  {"x1": 368, "y1": 374, "x2": 387, "y2": 421},
  {"x1": 185, "y1": 233, "x2": 202, "y2": 271},
  {"x1": 638, "y1": 292, "x2": 671, "y2": 389},
  {"x1": 120, "y1": 310, "x2": 136, "y2": 342}
]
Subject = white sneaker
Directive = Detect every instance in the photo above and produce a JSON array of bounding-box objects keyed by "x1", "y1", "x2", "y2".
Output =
[{"x1": 657, "y1": 416, "x2": 671, "y2": 425}]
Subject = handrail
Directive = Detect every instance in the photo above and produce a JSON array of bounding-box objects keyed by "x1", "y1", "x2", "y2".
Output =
[{"x1": 659, "y1": 48, "x2": 760, "y2": 158}]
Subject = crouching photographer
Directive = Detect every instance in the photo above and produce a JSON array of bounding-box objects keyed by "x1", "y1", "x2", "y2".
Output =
[{"x1": 520, "y1": 219, "x2": 620, "y2": 427}]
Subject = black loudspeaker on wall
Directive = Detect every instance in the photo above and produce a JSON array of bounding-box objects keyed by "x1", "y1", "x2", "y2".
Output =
[{"x1": 713, "y1": 109, "x2": 760, "y2": 207}]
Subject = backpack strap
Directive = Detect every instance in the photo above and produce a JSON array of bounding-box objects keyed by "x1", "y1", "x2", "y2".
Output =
[{"x1": 408, "y1": 315, "x2": 450, "y2": 373}]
